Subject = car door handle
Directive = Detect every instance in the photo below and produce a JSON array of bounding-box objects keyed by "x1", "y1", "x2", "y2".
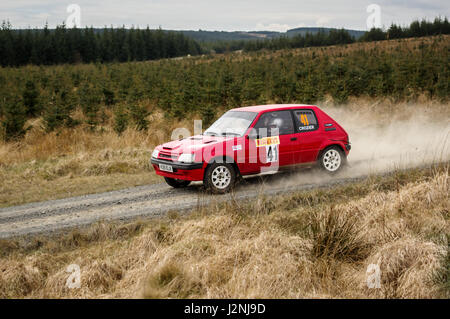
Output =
[{"x1": 290, "y1": 137, "x2": 297, "y2": 141}]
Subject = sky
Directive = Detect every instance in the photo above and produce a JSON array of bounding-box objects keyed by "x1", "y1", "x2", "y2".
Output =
[{"x1": 1, "y1": 0, "x2": 449, "y2": 31}]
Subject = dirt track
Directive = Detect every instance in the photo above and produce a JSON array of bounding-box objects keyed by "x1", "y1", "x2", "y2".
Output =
[{"x1": 0, "y1": 166, "x2": 370, "y2": 239}]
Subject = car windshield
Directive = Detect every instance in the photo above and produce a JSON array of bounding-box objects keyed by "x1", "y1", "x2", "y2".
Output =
[{"x1": 204, "y1": 111, "x2": 257, "y2": 137}]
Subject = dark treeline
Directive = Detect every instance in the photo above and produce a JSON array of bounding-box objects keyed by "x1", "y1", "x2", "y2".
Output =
[
  {"x1": 210, "y1": 29, "x2": 355, "y2": 53},
  {"x1": 0, "y1": 22, "x2": 203, "y2": 67},
  {"x1": 362, "y1": 16, "x2": 450, "y2": 41},
  {"x1": 1, "y1": 17, "x2": 448, "y2": 66},
  {"x1": 209, "y1": 17, "x2": 450, "y2": 53}
]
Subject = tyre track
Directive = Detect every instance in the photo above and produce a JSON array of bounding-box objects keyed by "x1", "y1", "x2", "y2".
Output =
[{"x1": 0, "y1": 183, "x2": 190, "y2": 224}]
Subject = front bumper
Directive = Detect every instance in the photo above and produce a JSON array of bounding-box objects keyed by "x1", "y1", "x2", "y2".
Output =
[
  {"x1": 150, "y1": 158, "x2": 205, "y2": 181},
  {"x1": 151, "y1": 157, "x2": 203, "y2": 170}
]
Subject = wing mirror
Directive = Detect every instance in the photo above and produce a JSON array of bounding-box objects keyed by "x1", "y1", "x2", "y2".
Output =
[{"x1": 246, "y1": 132, "x2": 259, "y2": 140}]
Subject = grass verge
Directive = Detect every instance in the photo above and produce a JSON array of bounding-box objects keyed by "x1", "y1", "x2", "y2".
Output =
[{"x1": 0, "y1": 164, "x2": 448, "y2": 298}]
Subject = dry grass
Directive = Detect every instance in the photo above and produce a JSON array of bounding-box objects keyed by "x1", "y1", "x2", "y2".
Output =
[
  {"x1": 0, "y1": 108, "x2": 202, "y2": 207},
  {"x1": 0, "y1": 166, "x2": 448, "y2": 299}
]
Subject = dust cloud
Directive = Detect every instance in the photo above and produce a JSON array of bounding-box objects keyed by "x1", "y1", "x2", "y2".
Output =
[
  {"x1": 252, "y1": 102, "x2": 450, "y2": 190},
  {"x1": 325, "y1": 103, "x2": 450, "y2": 175}
]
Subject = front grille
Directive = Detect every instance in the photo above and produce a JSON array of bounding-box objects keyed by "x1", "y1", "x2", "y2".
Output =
[
  {"x1": 158, "y1": 151, "x2": 178, "y2": 162},
  {"x1": 159, "y1": 153, "x2": 172, "y2": 159}
]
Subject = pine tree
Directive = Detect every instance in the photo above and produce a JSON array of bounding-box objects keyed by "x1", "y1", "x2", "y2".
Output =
[
  {"x1": 361, "y1": 28, "x2": 386, "y2": 42},
  {"x1": 201, "y1": 104, "x2": 216, "y2": 127},
  {"x1": 128, "y1": 104, "x2": 150, "y2": 131},
  {"x1": 114, "y1": 105, "x2": 129, "y2": 135},
  {"x1": 1, "y1": 95, "x2": 27, "y2": 141},
  {"x1": 79, "y1": 84, "x2": 102, "y2": 130},
  {"x1": 43, "y1": 95, "x2": 67, "y2": 132},
  {"x1": 102, "y1": 86, "x2": 115, "y2": 106},
  {"x1": 22, "y1": 80, "x2": 39, "y2": 116},
  {"x1": 42, "y1": 89, "x2": 78, "y2": 132}
]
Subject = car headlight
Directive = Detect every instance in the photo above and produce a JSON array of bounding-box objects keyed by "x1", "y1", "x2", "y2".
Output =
[
  {"x1": 151, "y1": 149, "x2": 159, "y2": 158},
  {"x1": 178, "y1": 153, "x2": 196, "y2": 163}
]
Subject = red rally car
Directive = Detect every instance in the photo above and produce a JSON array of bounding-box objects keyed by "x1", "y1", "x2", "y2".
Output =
[{"x1": 151, "y1": 104, "x2": 351, "y2": 193}]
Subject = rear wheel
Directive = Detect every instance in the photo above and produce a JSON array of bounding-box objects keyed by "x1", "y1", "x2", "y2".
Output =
[
  {"x1": 164, "y1": 177, "x2": 191, "y2": 188},
  {"x1": 319, "y1": 146, "x2": 346, "y2": 173},
  {"x1": 204, "y1": 162, "x2": 236, "y2": 193}
]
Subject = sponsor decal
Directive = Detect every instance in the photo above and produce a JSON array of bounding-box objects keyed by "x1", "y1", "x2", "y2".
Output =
[
  {"x1": 232, "y1": 145, "x2": 242, "y2": 151},
  {"x1": 255, "y1": 136, "x2": 280, "y2": 147},
  {"x1": 298, "y1": 125, "x2": 315, "y2": 131}
]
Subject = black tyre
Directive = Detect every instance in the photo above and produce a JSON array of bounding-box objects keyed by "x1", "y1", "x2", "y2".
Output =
[
  {"x1": 203, "y1": 162, "x2": 236, "y2": 194},
  {"x1": 319, "y1": 146, "x2": 346, "y2": 173},
  {"x1": 164, "y1": 177, "x2": 191, "y2": 188}
]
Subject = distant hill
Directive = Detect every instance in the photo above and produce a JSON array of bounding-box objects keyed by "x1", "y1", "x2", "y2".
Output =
[
  {"x1": 286, "y1": 27, "x2": 365, "y2": 39},
  {"x1": 174, "y1": 27, "x2": 366, "y2": 42},
  {"x1": 173, "y1": 30, "x2": 269, "y2": 42}
]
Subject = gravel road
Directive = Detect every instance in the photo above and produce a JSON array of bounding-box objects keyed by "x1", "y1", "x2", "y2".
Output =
[{"x1": 0, "y1": 167, "x2": 371, "y2": 239}]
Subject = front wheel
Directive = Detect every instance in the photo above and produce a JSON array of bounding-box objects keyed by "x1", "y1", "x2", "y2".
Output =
[
  {"x1": 164, "y1": 177, "x2": 191, "y2": 188},
  {"x1": 204, "y1": 162, "x2": 236, "y2": 194},
  {"x1": 319, "y1": 146, "x2": 346, "y2": 173}
]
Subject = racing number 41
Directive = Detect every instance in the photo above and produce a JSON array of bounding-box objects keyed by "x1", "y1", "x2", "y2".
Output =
[
  {"x1": 300, "y1": 114, "x2": 309, "y2": 126},
  {"x1": 266, "y1": 145, "x2": 278, "y2": 163}
]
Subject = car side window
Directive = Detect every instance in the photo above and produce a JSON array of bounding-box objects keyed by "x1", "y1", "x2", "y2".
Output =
[
  {"x1": 293, "y1": 109, "x2": 318, "y2": 132},
  {"x1": 253, "y1": 110, "x2": 295, "y2": 136}
]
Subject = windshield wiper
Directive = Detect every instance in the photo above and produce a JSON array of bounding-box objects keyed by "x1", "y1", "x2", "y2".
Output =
[
  {"x1": 221, "y1": 132, "x2": 240, "y2": 136},
  {"x1": 204, "y1": 131, "x2": 218, "y2": 136}
]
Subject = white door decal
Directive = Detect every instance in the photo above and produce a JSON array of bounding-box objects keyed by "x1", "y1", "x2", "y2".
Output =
[{"x1": 266, "y1": 145, "x2": 278, "y2": 163}]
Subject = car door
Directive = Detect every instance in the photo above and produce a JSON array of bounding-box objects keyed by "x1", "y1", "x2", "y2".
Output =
[
  {"x1": 291, "y1": 109, "x2": 323, "y2": 163},
  {"x1": 248, "y1": 110, "x2": 297, "y2": 172}
]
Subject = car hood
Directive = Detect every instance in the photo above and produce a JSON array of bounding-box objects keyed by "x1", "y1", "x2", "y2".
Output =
[{"x1": 157, "y1": 135, "x2": 233, "y2": 154}]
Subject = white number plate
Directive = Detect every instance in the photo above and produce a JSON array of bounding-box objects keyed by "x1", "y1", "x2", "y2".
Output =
[{"x1": 159, "y1": 164, "x2": 173, "y2": 172}]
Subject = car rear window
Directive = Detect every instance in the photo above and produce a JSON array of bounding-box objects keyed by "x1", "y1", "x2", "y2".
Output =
[{"x1": 293, "y1": 109, "x2": 318, "y2": 132}]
